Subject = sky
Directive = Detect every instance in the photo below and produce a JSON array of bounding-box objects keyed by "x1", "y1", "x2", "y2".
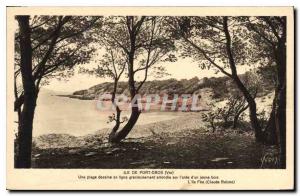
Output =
[
  {"x1": 44, "y1": 58, "x2": 206, "y2": 93},
  {"x1": 11, "y1": 16, "x2": 252, "y2": 94},
  {"x1": 44, "y1": 56, "x2": 251, "y2": 93}
]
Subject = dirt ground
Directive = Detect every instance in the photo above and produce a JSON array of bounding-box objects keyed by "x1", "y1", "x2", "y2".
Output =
[{"x1": 31, "y1": 128, "x2": 279, "y2": 169}]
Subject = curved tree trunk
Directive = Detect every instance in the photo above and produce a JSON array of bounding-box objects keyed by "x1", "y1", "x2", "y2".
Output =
[
  {"x1": 222, "y1": 17, "x2": 264, "y2": 142},
  {"x1": 108, "y1": 105, "x2": 122, "y2": 142},
  {"x1": 108, "y1": 78, "x2": 121, "y2": 142},
  {"x1": 240, "y1": 85, "x2": 264, "y2": 142},
  {"x1": 109, "y1": 105, "x2": 141, "y2": 143},
  {"x1": 107, "y1": 60, "x2": 142, "y2": 143},
  {"x1": 109, "y1": 31, "x2": 143, "y2": 143},
  {"x1": 229, "y1": 70, "x2": 264, "y2": 142}
]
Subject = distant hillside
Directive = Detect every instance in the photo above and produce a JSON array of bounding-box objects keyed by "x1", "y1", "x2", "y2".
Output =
[{"x1": 70, "y1": 72, "x2": 274, "y2": 100}]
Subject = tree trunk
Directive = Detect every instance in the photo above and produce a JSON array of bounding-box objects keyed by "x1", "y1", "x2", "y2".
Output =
[
  {"x1": 108, "y1": 17, "x2": 146, "y2": 143},
  {"x1": 232, "y1": 105, "x2": 248, "y2": 129},
  {"x1": 15, "y1": 16, "x2": 36, "y2": 168},
  {"x1": 264, "y1": 83, "x2": 285, "y2": 168},
  {"x1": 108, "y1": 50, "x2": 141, "y2": 143},
  {"x1": 264, "y1": 23, "x2": 286, "y2": 167},
  {"x1": 109, "y1": 105, "x2": 141, "y2": 143},
  {"x1": 228, "y1": 74, "x2": 264, "y2": 141},
  {"x1": 245, "y1": 93, "x2": 264, "y2": 142},
  {"x1": 108, "y1": 106, "x2": 122, "y2": 142},
  {"x1": 276, "y1": 82, "x2": 286, "y2": 168},
  {"x1": 222, "y1": 17, "x2": 264, "y2": 142},
  {"x1": 232, "y1": 115, "x2": 239, "y2": 129},
  {"x1": 232, "y1": 113, "x2": 241, "y2": 129},
  {"x1": 223, "y1": 112, "x2": 230, "y2": 128},
  {"x1": 16, "y1": 94, "x2": 37, "y2": 168},
  {"x1": 108, "y1": 79, "x2": 122, "y2": 142},
  {"x1": 263, "y1": 92, "x2": 278, "y2": 145},
  {"x1": 211, "y1": 117, "x2": 216, "y2": 132}
]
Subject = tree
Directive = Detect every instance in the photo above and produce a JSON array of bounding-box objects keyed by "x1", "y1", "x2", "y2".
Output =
[
  {"x1": 245, "y1": 17, "x2": 286, "y2": 167},
  {"x1": 231, "y1": 71, "x2": 261, "y2": 128},
  {"x1": 14, "y1": 15, "x2": 100, "y2": 168},
  {"x1": 202, "y1": 97, "x2": 248, "y2": 132},
  {"x1": 172, "y1": 16, "x2": 265, "y2": 142},
  {"x1": 79, "y1": 45, "x2": 128, "y2": 142},
  {"x1": 96, "y1": 16, "x2": 176, "y2": 143},
  {"x1": 202, "y1": 71, "x2": 260, "y2": 131}
]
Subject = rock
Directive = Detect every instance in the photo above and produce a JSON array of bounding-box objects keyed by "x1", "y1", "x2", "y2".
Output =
[
  {"x1": 163, "y1": 161, "x2": 171, "y2": 164},
  {"x1": 34, "y1": 154, "x2": 41, "y2": 158},
  {"x1": 166, "y1": 142, "x2": 176, "y2": 146},
  {"x1": 111, "y1": 148, "x2": 121, "y2": 152},
  {"x1": 68, "y1": 149, "x2": 78, "y2": 154},
  {"x1": 101, "y1": 143, "x2": 113, "y2": 148},
  {"x1": 210, "y1": 157, "x2": 229, "y2": 162},
  {"x1": 105, "y1": 151, "x2": 113, "y2": 155},
  {"x1": 130, "y1": 161, "x2": 144, "y2": 165},
  {"x1": 142, "y1": 163, "x2": 157, "y2": 168},
  {"x1": 85, "y1": 152, "x2": 97, "y2": 157}
]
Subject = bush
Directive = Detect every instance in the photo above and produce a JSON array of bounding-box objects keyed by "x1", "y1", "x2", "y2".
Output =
[{"x1": 202, "y1": 93, "x2": 249, "y2": 131}]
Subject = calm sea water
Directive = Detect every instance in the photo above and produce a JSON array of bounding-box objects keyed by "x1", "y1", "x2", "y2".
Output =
[{"x1": 29, "y1": 89, "x2": 183, "y2": 137}]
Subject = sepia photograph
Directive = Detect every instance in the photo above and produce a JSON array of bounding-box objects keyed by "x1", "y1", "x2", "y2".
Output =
[{"x1": 6, "y1": 6, "x2": 294, "y2": 190}]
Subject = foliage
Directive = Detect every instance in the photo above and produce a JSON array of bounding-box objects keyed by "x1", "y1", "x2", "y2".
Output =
[
  {"x1": 98, "y1": 16, "x2": 176, "y2": 88},
  {"x1": 168, "y1": 17, "x2": 252, "y2": 75},
  {"x1": 202, "y1": 71, "x2": 262, "y2": 131},
  {"x1": 201, "y1": 103, "x2": 222, "y2": 132},
  {"x1": 257, "y1": 109, "x2": 269, "y2": 130},
  {"x1": 242, "y1": 17, "x2": 286, "y2": 69},
  {"x1": 107, "y1": 113, "x2": 128, "y2": 124},
  {"x1": 77, "y1": 16, "x2": 178, "y2": 142},
  {"x1": 15, "y1": 16, "x2": 100, "y2": 111},
  {"x1": 202, "y1": 94, "x2": 248, "y2": 132}
]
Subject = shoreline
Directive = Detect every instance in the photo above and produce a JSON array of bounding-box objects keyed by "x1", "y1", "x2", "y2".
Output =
[{"x1": 33, "y1": 112, "x2": 204, "y2": 149}]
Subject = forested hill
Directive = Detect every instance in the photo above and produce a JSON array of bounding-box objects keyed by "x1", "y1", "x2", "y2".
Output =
[
  {"x1": 71, "y1": 72, "x2": 273, "y2": 100},
  {"x1": 72, "y1": 76, "x2": 228, "y2": 100}
]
